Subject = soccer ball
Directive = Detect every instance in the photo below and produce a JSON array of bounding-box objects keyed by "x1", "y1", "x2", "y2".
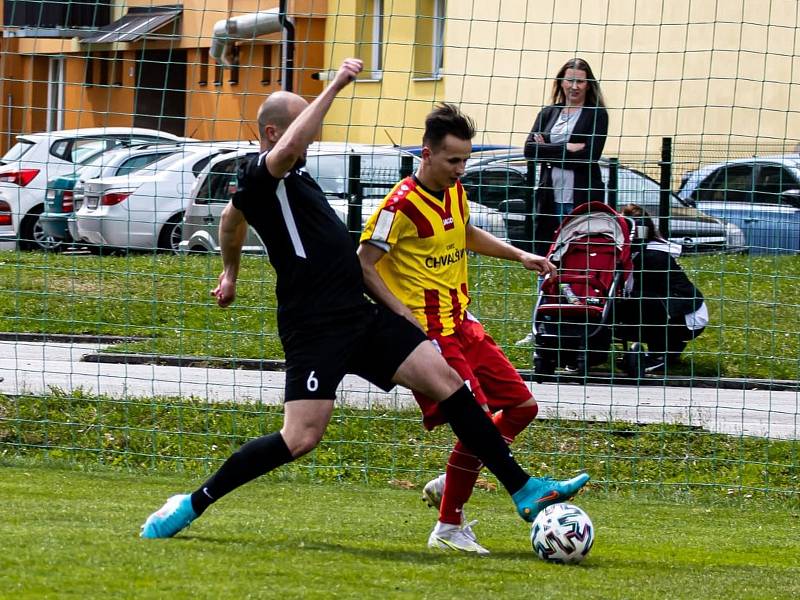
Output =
[{"x1": 530, "y1": 502, "x2": 594, "y2": 564}]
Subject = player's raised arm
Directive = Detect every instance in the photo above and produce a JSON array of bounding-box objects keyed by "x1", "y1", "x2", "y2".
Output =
[{"x1": 265, "y1": 59, "x2": 363, "y2": 179}]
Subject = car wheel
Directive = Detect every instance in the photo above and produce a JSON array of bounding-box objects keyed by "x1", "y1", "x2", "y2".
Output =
[
  {"x1": 19, "y1": 208, "x2": 64, "y2": 252},
  {"x1": 158, "y1": 214, "x2": 184, "y2": 253}
]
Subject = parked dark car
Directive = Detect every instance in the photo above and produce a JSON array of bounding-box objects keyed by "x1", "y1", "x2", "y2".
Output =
[{"x1": 462, "y1": 150, "x2": 746, "y2": 252}]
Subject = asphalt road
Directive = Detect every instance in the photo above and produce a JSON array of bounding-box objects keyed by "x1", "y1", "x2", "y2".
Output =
[{"x1": 0, "y1": 340, "x2": 797, "y2": 440}]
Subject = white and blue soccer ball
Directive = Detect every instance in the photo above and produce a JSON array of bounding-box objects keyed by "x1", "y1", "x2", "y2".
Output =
[{"x1": 530, "y1": 502, "x2": 594, "y2": 564}]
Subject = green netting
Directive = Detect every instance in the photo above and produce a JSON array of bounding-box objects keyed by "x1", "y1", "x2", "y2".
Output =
[{"x1": 0, "y1": 1, "x2": 798, "y2": 505}]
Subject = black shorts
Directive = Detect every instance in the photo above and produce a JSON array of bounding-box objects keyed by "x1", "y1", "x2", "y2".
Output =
[{"x1": 280, "y1": 303, "x2": 428, "y2": 401}]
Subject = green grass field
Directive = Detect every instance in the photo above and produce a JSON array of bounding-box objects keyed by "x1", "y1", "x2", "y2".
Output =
[
  {"x1": 0, "y1": 252, "x2": 798, "y2": 379},
  {"x1": 1, "y1": 251, "x2": 799, "y2": 598},
  {"x1": 2, "y1": 463, "x2": 799, "y2": 599}
]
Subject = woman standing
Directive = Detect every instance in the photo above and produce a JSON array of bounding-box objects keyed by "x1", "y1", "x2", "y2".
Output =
[{"x1": 525, "y1": 58, "x2": 608, "y2": 256}]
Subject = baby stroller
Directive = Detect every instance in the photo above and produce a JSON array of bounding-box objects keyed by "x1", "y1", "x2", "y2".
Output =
[{"x1": 532, "y1": 202, "x2": 634, "y2": 378}]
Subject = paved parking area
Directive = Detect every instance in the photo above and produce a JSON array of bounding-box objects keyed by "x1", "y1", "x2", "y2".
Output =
[{"x1": 0, "y1": 340, "x2": 797, "y2": 439}]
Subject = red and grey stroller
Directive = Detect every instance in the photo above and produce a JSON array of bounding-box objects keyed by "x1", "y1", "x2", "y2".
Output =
[{"x1": 532, "y1": 202, "x2": 634, "y2": 378}]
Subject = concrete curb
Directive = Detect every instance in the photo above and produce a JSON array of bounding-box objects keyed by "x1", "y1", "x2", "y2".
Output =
[{"x1": 85, "y1": 351, "x2": 800, "y2": 392}]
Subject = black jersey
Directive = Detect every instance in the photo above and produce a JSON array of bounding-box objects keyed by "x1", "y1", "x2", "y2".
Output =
[{"x1": 232, "y1": 152, "x2": 369, "y2": 326}]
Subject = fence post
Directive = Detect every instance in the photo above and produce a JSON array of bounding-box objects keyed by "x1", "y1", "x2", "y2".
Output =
[
  {"x1": 400, "y1": 154, "x2": 414, "y2": 178},
  {"x1": 607, "y1": 157, "x2": 619, "y2": 210},
  {"x1": 524, "y1": 160, "x2": 535, "y2": 253},
  {"x1": 347, "y1": 154, "x2": 362, "y2": 243},
  {"x1": 659, "y1": 137, "x2": 672, "y2": 238}
]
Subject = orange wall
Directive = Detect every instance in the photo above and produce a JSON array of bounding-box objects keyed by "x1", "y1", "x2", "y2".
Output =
[
  {"x1": 62, "y1": 54, "x2": 136, "y2": 130},
  {"x1": 184, "y1": 16, "x2": 324, "y2": 141},
  {"x1": 0, "y1": 8, "x2": 324, "y2": 147}
]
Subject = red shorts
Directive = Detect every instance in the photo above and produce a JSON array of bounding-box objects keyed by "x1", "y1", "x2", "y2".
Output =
[{"x1": 414, "y1": 317, "x2": 533, "y2": 430}]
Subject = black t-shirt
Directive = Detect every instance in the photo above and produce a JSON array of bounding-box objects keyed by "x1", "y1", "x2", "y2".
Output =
[{"x1": 232, "y1": 152, "x2": 369, "y2": 327}]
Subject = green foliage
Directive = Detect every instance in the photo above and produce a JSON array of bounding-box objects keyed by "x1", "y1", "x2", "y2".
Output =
[
  {"x1": 1, "y1": 391, "x2": 797, "y2": 505},
  {"x1": 0, "y1": 252, "x2": 798, "y2": 378},
  {"x1": 2, "y1": 464, "x2": 799, "y2": 599}
]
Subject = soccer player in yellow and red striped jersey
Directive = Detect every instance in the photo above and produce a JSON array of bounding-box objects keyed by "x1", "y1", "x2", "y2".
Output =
[{"x1": 360, "y1": 103, "x2": 588, "y2": 554}]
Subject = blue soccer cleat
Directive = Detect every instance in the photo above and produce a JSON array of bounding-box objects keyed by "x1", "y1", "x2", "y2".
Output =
[
  {"x1": 140, "y1": 494, "x2": 198, "y2": 539},
  {"x1": 512, "y1": 473, "x2": 591, "y2": 522}
]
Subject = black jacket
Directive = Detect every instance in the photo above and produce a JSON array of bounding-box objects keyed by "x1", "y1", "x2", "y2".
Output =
[
  {"x1": 630, "y1": 240, "x2": 704, "y2": 322},
  {"x1": 524, "y1": 103, "x2": 608, "y2": 205}
]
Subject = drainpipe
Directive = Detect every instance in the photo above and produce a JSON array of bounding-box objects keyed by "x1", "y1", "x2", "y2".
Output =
[
  {"x1": 278, "y1": 0, "x2": 294, "y2": 92},
  {"x1": 209, "y1": 2, "x2": 294, "y2": 92}
]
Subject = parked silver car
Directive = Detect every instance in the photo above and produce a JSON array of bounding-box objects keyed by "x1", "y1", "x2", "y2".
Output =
[
  {"x1": 0, "y1": 127, "x2": 193, "y2": 251},
  {"x1": 73, "y1": 142, "x2": 255, "y2": 253},
  {"x1": 181, "y1": 144, "x2": 511, "y2": 253},
  {"x1": 678, "y1": 155, "x2": 800, "y2": 253}
]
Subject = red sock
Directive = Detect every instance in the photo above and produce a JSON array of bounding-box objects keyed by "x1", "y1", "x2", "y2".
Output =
[
  {"x1": 493, "y1": 403, "x2": 538, "y2": 441},
  {"x1": 439, "y1": 402, "x2": 538, "y2": 525}
]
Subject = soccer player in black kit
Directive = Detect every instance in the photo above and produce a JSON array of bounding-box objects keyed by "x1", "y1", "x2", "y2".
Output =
[{"x1": 140, "y1": 58, "x2": 589, "y2": 540}]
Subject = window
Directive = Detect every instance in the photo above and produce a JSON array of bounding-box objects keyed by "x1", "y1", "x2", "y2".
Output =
[
  {"x1": 2, "y1": 140, "x2": 34, "y2": 162},
  {"x1": 755, "y1": 165, "x2": 800, "y2": 204},
  {"x1": 111, "y1": 51, "x2": 122, "y2": 86},
  {"x1": 70, "y1": 139, "x2": 109, "y2": 163},
  {"x1": 98, "y1": 52, "x2": 110, "y2": 86},
  {"x1": 462, "y1": 169, "x2": 526, "y2": 210},
  {"x1": 262, "y1": 44, "x2": 281, "y2": 85},
  {"x1": 356, "y1": 0, "x2": 383, "y2": 77},
  {"x1": 228, "y1": 46, "x2": 240, "y2": 85},
  {"x1": 47, "y1": 57, "x2": 65, "y2": 131},
  {"x1": 115, "y1": 153, "x2": 173, "y2": 177},
  {"x1": 84, "y1": 54, "x2": 94, "y2": 87},
  {"x1": 699, "y1": 165, "x2": 755, "y2": 204},
  {"x1": 198, "y1": 48, "x2": 209, "y2": 86},
  {"x1": 414, "y1": 0, "x2": 445, "y2": 79},
  {"x1": 3, "y1": 0, "x2": 111, "y2": 28},
  {"x1": 195, "y1": 156, "x2": 253, "y2": 205}
]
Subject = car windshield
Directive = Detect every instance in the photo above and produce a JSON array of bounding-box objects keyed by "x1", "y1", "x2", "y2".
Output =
[
  {"x1": 306, "y1": 152, "x2": 415, "y2": 197},
  {"x1": 1, "y1": 139, "x2": 35, "y2": 163},
  {"x1": 607, "y1": 166, "x2": 690, "y2": 215}
]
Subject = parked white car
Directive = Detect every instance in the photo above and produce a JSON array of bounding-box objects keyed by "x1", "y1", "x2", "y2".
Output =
[
  {"x1": 74, "y1": 142, "x2": 256, "y2": 253},
  {"x1": 180, "y1": 144, "x2": 510, "y2": 254},
  {"x1": 0, "y1": 127, "x2": 193, "y2": 251}
]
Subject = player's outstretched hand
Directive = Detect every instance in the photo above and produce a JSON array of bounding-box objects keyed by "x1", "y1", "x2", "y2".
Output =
[
  {"x1": 521, "y1": 253, "x2": 557, "y2": 276},
  {"x1": 332, "y1": 58, "x2": 364, "y2": 90},
  {"x1": 211, "y1": 272, "x2": 237, "y2": 308}
]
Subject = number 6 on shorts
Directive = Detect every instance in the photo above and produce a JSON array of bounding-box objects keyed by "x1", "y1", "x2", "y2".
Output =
[{"x1": 306, "y1": 370, "x2": 319, "y2": 392}]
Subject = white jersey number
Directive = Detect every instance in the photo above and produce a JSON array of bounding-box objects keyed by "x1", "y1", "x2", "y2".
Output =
[{"x1": 307, "y1": 371, "x2": 319, "y2": 392}]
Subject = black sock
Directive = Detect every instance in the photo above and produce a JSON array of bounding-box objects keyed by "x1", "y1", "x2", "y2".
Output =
[
  {"x1": 438, "y1": 384, "x2": 530, "y2": 495},
  {"x1": 190, "y1": 432, "x2": 293, "y2": 515}
]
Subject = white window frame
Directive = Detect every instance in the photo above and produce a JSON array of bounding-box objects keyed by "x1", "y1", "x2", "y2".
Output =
[
  {"x1": 366, "y1": 0, "x2": 383, "y2": 80},
  {"x1": 432, "y1": 0, "x2": 445, "y2": 78},
  {"x1": 47, "y1": 57, "x2": 65, "y2": 132},
  {"x1": 412, "y1": 0, "x2": 446, "y2": 81}
]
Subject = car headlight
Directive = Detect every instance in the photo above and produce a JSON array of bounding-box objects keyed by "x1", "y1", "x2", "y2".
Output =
[{"x1": 724, "y1": 221, "x2": 746, "y2": 249}]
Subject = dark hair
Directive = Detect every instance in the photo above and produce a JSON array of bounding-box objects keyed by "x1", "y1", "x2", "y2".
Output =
[
  {"x1": 422, "y1": 102, "x2": 476, "y2": 150},
  {"x1": 620, "y1": 203, "x2": 662, "y2": 242},
  {"x1": 551, "y1": 58, "x2": 605, "y2": 107}
]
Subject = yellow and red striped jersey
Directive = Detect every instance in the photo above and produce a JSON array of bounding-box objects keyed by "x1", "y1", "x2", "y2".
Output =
[{"x1": 360, "y1": 176, "x2": 471, "y2": 336}]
